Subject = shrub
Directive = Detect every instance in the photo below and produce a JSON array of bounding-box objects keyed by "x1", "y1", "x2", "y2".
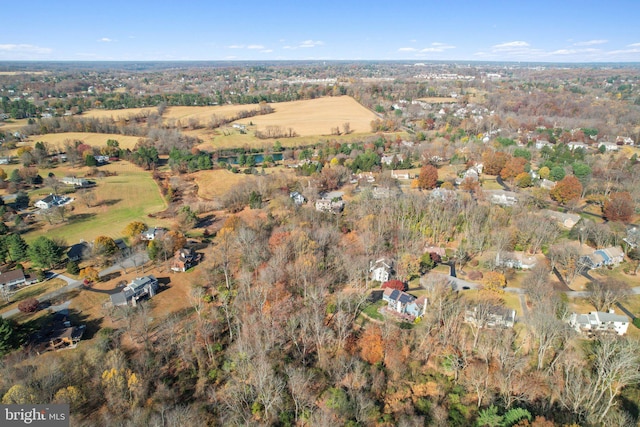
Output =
[
  {"x1": 633, "y1": 317, "x2": 640, "y2": 329},
  {"x1": 18, "y1": 298, "x2": 39, "y2": 313},
  {"x1": 66, "y1": 261, "x2": 80, "y2": 275},
  {"x1": 467, "y1": 271, "x2": 484, "y2": 281}
]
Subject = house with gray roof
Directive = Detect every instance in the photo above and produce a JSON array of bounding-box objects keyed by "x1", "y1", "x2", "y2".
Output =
[
  {"x1": 568, "y1": 310, "x2": 629, "y2": 336},
  {"x1": 382, "y1": 288, "x2": 427, "y2": 319},
  {"x1": 110, "y1": 275, "x2": 158, "y2": 307}
]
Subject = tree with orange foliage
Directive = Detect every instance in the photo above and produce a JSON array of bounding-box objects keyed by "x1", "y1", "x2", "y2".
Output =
[
  {"x1": 417, "y1": 164, "x2": 438, "y2": 189},
  {"x1": 500, "y1": 157, "x2": 528, "y2": 181},
  {"x1": 550, "y1": 175, "x2": 582, "y2": 204},
  {"x1": 359, "y1": 325, "x2": 384, "y2": 364},
  {"x1": 603, "y1": 191, "x2": 634, "y2": 222},
  {"x1": 482, "y1": 151, "x2": 509, "y2": 175}
]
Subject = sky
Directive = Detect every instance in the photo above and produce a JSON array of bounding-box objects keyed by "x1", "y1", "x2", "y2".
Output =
[{"x1": 1, "y1": 1, "x2": 640, "y2": 63}]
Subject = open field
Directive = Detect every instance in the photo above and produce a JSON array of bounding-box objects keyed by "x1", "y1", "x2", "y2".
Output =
[
  {"x1": 80, "y1": 107, "x2": 155, "y2": 120},
  {"x1": 22, "y1": 161, "x2": 168, "y2": 244},
  {"x1": 193, "y1": 167, "x2": 294, "y2": 200},
  {"x1": 237, "y1": 96, "x2": 377, "y2": 137},
  {"x1": 0, "y1": 118, "x2": 30, "y2": 132},
  {"x1": 21, "y1": 132, "x2": 142, "y2": 151},
  {"x1": 0, "y1": 279, "x2": 67, "y2": 315}
]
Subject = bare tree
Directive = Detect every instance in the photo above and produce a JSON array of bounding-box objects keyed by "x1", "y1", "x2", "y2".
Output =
[{"x1": 586, "y1": 279, "x2": 629, "y2": 312}]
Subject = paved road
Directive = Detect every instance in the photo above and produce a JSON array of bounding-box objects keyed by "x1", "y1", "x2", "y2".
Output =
[{"x1": 1, "y1": 251, "x2": 150, "y2": 319}]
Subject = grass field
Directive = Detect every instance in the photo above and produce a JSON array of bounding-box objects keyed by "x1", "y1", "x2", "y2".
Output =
[
  {"x1": 0, "y1": 118, "x2": 30, "y2": 132},
  {"x1": 80, "y1": 107, "x2": 155, "y2": 120},
  {"x1": 0, "y1": 278, "x2": 67, "y2": 314},
  {"x1": 22, "y1": 161, "x2": 168, "y2": 244},
  {"x1": 22, "y1": 132, "x2": 142, "y2": 150}
]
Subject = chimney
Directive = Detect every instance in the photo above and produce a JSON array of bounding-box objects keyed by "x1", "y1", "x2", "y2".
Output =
[{"x1": 608, "y1": 308, "x2": 615, "y2": 314}]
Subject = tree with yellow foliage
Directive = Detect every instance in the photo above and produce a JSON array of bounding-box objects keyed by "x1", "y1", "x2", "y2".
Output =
[
  {"x1": 359, "y1": 325, "x2": 384, "y2": 365},
  {"x1": 483, "y1": 271, "x2": 506, "y2": 293}
]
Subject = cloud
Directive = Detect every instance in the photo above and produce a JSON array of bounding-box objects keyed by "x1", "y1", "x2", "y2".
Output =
[
  {"x1": 627, "y1": 42, "x2": 640, "y2": 47},
  {"x1": 98, "y1": 37, "x2": 113, "y2": 43},
  {"x1": 247, "y1": 44, "x2": 264, "y2": 50},
  {"x1": 420, "y1": 42, "x2": 455, "y2": 52},
  {"x1": 573, "y1": 39, "x2": 607, "y2": 46},
  {"x1": 299, "y1": 40, "x2": 323, "y2": 48},
  {"x1": 492, "y1": 41, "x2": 530, "y2": 51},
  {"x1": 0, "y1": 43, "x2": 52, "y2": 55},
  {"x1": 398, "y1": 47, "x2": 417, "y2": 52},
  {"x1": 548, "y1": 49, "x2": 577, "y2": 55},
  {"x1": 227, "y1": 44, "x2": 244, "y2": 49},
  {"x1": 261, "y1": 49, "x2": 273, "y2": 53}
]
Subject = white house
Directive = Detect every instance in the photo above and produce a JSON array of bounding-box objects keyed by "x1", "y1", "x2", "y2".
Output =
[
  {"x1": 567, "y1": 141, "x2": 588, "y2": 150},
  {"x1": 496, "y1": 251, "x2": 537, "y2": 270},
  {"x1": 140, "y1": 227, "x2": 166, "y2": 241},
  {"x1": 289, "y1": 191, "x2": 306, "y2": 206},
  {"x1": 370, "y1": 258, "x2": 393, "y2": 283},
  {"x1": 598, "y1": 142, "x2": 619, "y2": 152},
  {"x1": 35, "y1": 194, "x2": 71, "y2": 210},
  {"x1": 61, "y1": 177, "x2": 90, "y2": 187},
  {"x1": 110, "y1": 275, "x2": 158, "y2": 307},
  {"x1": 486, "y1": 190, "x2": 518, "y2": 206},
  {"x1": 543, "y1": 210, "x2": 580, "y2": 229},
  {"x1": 569, "y1": 310, "x2": 629, "y2": 336}
]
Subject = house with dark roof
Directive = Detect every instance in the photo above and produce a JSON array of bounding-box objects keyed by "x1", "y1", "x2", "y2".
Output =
[
  {"x1": 0, "y1": 269, "x2": 38, "y2": 291},
  {"x1": 34, "y1": 194, "x2": 71, "y2": 210},
  {"x1": 110, "y1": 275, "x2": 158, "y2": 307},
  {"x1": 67, "y1": 241, "x2": 91, "y2": 262},
  {"x1": 171, "y1": 248, "x2": 201, "y2": 272},
  {"x1": 382, "y1": 288, "x2": 427, "y2": 319},
  {"x1": 140, "y1": 227, "x2": 166, "y2": 241},
  {"x1": 464, "y1": 306, "x2": 516, "y2": 328}
]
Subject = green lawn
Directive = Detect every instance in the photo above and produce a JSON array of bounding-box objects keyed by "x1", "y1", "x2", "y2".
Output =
[
  {"x1": 0, "y1": 278, "x2": 66, "y2": 314},
  {"x1": 362, "y1": 300, "x2": 385, "y2": 321},
  {"x1": 23, "y1": 162, "x2": 168, "y2": 244}
]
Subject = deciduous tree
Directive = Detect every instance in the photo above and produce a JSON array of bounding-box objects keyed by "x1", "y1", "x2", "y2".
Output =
[
  {"x1": 603, "y1": 192, "x2": 634, "y2": 222},
  {"x1": 550, "y1": 176, "x2": 582, "y2": 204},
  {"x1": 417, "y1": 164, "x2": 438, "y2": 190}
]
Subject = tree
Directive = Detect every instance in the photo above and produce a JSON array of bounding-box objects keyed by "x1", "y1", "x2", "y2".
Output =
[
  {"x1": 77, "y1": 189, "x2": 96, "y2": 208},
  {"x1": 14, "y1": 191, "x2": 29, "y2": 209},
  {"x1": 550, "y1": 176, "x2": 582, "y2": 204},
  {"x1": 500, "y1": 157, "x2": 527, "y2": 181},
  {"x1": 27, "y1": 236, "x2": 64, "y2": 269},
  {"x1": 417, "y1": 164, "x2": 438, "y2": 189},
  {"x1": 586, "y1": 279, "x2": 629, "y2": 312},
  {"x1": 0, "y1": 317, "x2": 14, "y2": 356},
  {"x1": 515, "y1": 172, "x2": 532, "y2": 188},
  {"x1": 44, "y1": 175, "x2": 62, "y2": 195},
  {"x1": 79, "y1": 267, "x2": 99, "y2": 283},
  {"x1": 482, "y1": 151, "x2": 508, "y2": 175},
  {"x1": 5, "y1": 233, "x2": 28, "y2": 262},
  {"x1": 18, "y1": 297, "x2": 39, "y2": 313},
  {"x1": 122, "y1": 221, "x2": 148, "y2": 238},
  {"x1": 549, "y1": 166, "x2": 566, "y2": 182},
  {"x1": 483, "y1": 271, "x2": 506, "y2": 293},
  {"x1": 94, "y1": 236, "x2": 118, "y2": 257},
  {"x1": 381, "y1": 279, "x2": 407, "y2": 291},
  {"x1": 538, "y1": 166, "x2": 550, "y2": 180},
  {"x1": 603, "y1": 192, "x2": 634, "y2": 222},
  {"x1": 359, "y1": 325, "x2": 384, "y2": 364}
]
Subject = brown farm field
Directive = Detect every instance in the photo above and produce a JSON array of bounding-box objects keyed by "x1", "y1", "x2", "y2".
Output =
[
  {"x1": 193, "y1": 168, "x2": 294, "y2": 200},
  {"x1": 22, "y1": 132, "x2": 142, "y2": 150},
  {"x1": 80, "y1": 107, "x2": 155, "y2": 120}
]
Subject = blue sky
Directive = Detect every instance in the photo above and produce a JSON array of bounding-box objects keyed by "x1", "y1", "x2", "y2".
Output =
[{"x1": 1, "y1": 1, "x2": 639, "y2": 62}]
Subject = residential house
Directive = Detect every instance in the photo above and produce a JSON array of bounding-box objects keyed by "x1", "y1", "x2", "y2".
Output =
[
  {"x1": 381, "y1": 153, "x2": 404, "y2": 166},
  {"x1": 616, "y1": 136, "x2": 634, "y2": 146},
  {"x1": 598, "y1": 141, "x2": 619, "y2": 152},
  {"x1": 391, "y1": 170, "x2": 411, "y2": 180},
  {"x1": 370, "y1": 258, "x2": 393, "y2": 283},
  {"x1": 110, "y1": 275, "x2": 158, "y2": 307},
  {"x1": 486, "y1": 190, "x2": 518, "y2": 206},
  {"x1": 315, "y1": 192, "x2": 345, "y2": 214},
  {"x1": 34, "y1": 194, "x2": 71, "y2": 210},
  {"x1": 0, "y1": 269, "x2": 38, "y2": 292},
  {"x1": 543, "y1": 210, "x2": 580, "y2": 229},
  {"x1": 623, "y1": 226, "x2": 640, "y2": 249},
  {"x1": 31, "y1": 311, "x2": 85, "y2": 353},
  {"x1": 382, "y1": 288, "x2": 427, "y2": 319},
  {"x1": 372, "y1": 186, "x2": 400, "y2": 199},
  {"x1": 567, "y1": 141, "x2": 588, "y2": 150},
  {"x1": 424, "y1": 246, "x2": 447, "y2": 259},
  {"x1": 0, "y1": 157, "x2": 12, "y2": 165},
  {"x1": 579, "y1": 246, "x2": 625, "y2": 270},
  {"x1": 289, "y1": 191, "x2": 306, "y2": 206},
  {"x1": 496, "y1": 251, "x2": 537, "y2": 270},
  {"x1": 465, "y1": 306, "x2": 516, "y2": 328},
  {"x1": 568, "y1": 310, "x2": 629, "y2": 336},
  {"x1": 67, "y1": 241, "x2": 91, "y2": 262},
  {"x1": 539, "y1": 179, "x2": 556, "y2": 190},
  {"x1": 171, "y1": 248, "x2": 201, "y2": 272},
  {"x1": 61, "y1": 176, "x2": 91, "y2": 187},
  {"x1": 535, "y1": 140, "x2": 551, "y2": 150},
  {"x1": 430, "y1": 188, "x2": 457, "y2": 201},
  {"x1": 140, "y1": 227, "x2": 166, "y2": 241},
  {"x1": 94, "y1": 155, "x2": 110, "y2": 164}
]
